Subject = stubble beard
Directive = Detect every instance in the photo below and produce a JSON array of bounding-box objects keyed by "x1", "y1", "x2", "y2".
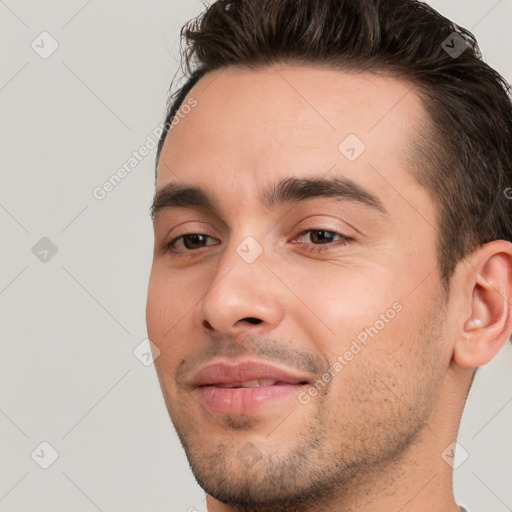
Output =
[{"x1": 166, "y1": 299, "x2": 447, "y2": 512}]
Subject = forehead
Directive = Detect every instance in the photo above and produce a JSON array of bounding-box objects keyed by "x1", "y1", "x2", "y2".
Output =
[{"x1": 157, "y1": 64, "x2": 433, "y2": 224}]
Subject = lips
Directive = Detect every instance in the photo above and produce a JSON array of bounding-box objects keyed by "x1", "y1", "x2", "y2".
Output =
[
  {"x1": 216, "y1": 379, "x2": 281, "y2": 388},
  {"x1": 190, "y1": 359, "x2": 313, "y2": 415},
  {"x1": 191, "y1": 360, "x2": 312, "y2": 388}
]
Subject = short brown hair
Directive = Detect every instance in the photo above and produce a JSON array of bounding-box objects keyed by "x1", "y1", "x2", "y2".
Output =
[{"x1": 156, "y1": 0, "x2": 512, "y2": 288}]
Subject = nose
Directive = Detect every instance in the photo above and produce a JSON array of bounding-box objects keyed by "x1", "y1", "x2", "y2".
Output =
[{"x1": 199, "y1": 236, "x2": 285, "y2": 336}]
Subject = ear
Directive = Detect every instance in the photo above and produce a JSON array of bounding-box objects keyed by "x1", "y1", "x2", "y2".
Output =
[{"x1": 453, "y1": 240, "x2": 512, "y2": 368}]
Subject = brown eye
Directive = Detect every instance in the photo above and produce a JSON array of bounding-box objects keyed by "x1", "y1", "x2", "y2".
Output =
[
  {"x1": 180, "y1": 234, "x2": 209, "y2": 249},
  {"x1": 163, "y1": 233, "x2": 219, "y2": 255},
  {"x1": 294, "y1": 229, "x2": 352, "y2": 254},
  {"x1": 306, "y1": 230, "x2": 340, "y2": 244}
]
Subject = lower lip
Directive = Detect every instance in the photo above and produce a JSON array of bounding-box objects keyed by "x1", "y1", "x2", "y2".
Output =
[{"x1": 195, "y1": 384, "x2": 304, "y2": 415}]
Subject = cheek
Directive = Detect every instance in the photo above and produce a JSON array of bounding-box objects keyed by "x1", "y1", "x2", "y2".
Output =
[
  {"x1": 291, "y1": 265, "x2": 401, "y2": 345},
  {"x1": 318, "y1": 308, "x2": 440, "y2": 435},
  {"x1": 147, "y1": 263, "x2": 198, "y2": 319},
  {"x1": 146, "y1": 268, "x2": 184, "y2": 344},
  {"x1": 294, "y1": 264, "x2": 440, "y2": 386},
  {"x1": 146, "y1": 270, "x2": 169, "y2": 336},
  {"x1": 146, "y1": 265, "x2": 206, "y2": 364}
]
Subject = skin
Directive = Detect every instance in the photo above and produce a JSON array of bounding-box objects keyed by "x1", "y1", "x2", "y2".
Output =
[{"x1": 146, "y1": 65, "x2": 512, "y2": 512}]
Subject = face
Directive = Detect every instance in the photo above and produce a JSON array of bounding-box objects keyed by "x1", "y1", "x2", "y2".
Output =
[{"x1": 146, "y1": 65, "x2": 454, "y2": 511}]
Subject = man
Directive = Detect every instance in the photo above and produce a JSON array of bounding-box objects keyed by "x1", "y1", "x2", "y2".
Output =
[{"x1": 146, "y1": 0, "x2": 512, "y2": 510}]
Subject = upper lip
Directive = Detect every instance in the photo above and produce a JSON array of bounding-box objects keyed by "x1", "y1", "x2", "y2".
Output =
[{"x1": 191, "y1": 359, "x2": 313, "y2": 388}]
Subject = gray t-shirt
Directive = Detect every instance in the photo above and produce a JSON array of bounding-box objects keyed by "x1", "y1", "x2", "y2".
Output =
[{"x1": 459, "y1": 506, "x2": 469, "y2": 512}]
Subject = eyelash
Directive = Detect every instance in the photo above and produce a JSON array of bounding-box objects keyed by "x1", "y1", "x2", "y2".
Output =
[{"x1": 162, "y1": 229, "x2": 352, "y2": 257}]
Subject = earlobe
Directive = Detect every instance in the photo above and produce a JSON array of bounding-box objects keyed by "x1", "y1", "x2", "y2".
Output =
[{"x1": 453, "y1": 241, "x2": 512, "y2": 369}]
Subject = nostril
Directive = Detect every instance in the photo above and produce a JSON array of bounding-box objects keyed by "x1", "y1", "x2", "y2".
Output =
[{"x1": 243, "y1": 317, "x2": 262, "y2": 325}]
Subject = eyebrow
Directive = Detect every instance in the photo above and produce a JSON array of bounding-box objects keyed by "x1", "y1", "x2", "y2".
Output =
[{"x1": 150, "y1": 176, "x2": 388, "y2": 220}]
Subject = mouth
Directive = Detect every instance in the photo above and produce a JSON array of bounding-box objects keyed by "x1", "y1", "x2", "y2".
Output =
[
  {"x1": 190, "y1": 360, "x2": 313, "y2": 415},
  {"x1": 213, "y1": 379, "x2": 308, "y2": 388}
]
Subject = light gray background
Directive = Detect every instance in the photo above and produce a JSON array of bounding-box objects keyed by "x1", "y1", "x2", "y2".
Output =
[{"x1": 1, "y1": 1, "x2": 511, "y2": 511}]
